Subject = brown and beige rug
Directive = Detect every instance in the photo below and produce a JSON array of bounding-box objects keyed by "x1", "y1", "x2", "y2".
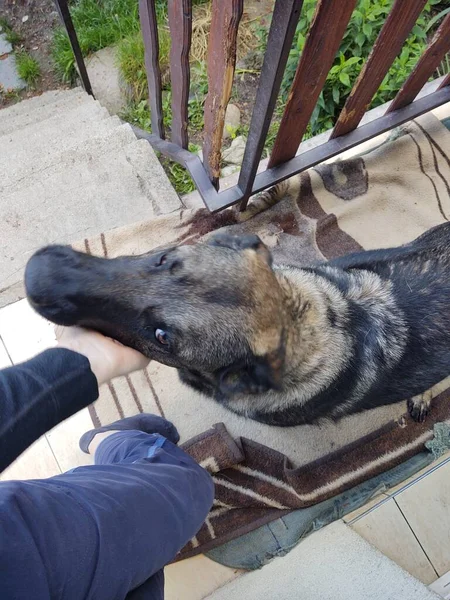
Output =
[{"x1": 73, "y1": 111, "x2": 450, "y2": 560}]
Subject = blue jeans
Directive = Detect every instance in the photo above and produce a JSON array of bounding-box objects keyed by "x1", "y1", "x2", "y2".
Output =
[{"x1": 0, "y1": 431, "x2": 214, "y2": 599}]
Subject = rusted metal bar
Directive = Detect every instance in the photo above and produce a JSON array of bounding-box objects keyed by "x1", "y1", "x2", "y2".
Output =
[
  {"x1": 168, "y1": 0, "x2": 192, "y2": 148},
  {"x1": 139, "y1": 0, "x2": 165, "y2": 139},
  {"x1": 388, "y1": 12, "x2": 450, "y2": 113},
  {"x1": 268, "y1": 0, "x2": 357, "y2": 169},
  {"x1": 135, "y1": 85, "x2": 450, "y2": 213},
  {"x1": 202, "y1": 0, "x2": 244, "y2": 189},
  {"x1": 212, "y1": 85, "x2": 450, "y2": 212},
  {"x1": 54, "y1": 0, "x2": 94, "y2": 96},
  {"x1": 332, "y1": 0, "x2": 428, "y2": 138},
  {"x1": 132, "y1": 125, "x2": 221, "y2": 207},
  {"x1": 238, "y1": 0, "x2": 304, "y2": 211}
]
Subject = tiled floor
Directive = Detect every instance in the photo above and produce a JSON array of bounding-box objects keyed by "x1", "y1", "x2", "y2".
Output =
[
  {"x1": 1, "y1": 297, "x2": 450, "y2": 598},
  {"x1": 344, "y1": 453, "x2": 450, "y2": 591}
]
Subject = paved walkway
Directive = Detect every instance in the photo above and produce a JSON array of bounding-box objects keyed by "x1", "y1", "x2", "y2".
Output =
[{"x1": 0, "y1": 31, "x2": 25, "y2": 92}]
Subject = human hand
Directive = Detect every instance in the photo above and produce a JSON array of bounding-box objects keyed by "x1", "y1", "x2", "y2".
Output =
[{"x1": 56, "y1": 326, "x2": 150, "y2": 386}]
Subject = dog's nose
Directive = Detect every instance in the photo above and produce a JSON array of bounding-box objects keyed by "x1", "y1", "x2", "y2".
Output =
[{"x1": 25, "y1": 245, "x2": 81, "y2": 325}]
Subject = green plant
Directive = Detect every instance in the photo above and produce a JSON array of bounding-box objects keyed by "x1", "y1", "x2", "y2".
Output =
[
  {"x1": 280, "y1": 0, "x2": 445, "y2": 136},
  {"x1": 52, "y1": 0, "x2": 142, "y2": 83},
  {"x1": 52, "y1": 0, "x2": 208, "y2": 84},
  {"x1": 437, "y1": 54, "x2": 450, "y2": 78},
  {"x1": 0, "y1": 18, "x2": 22, "y2": 46},
  {"x1": 225, "y1": 124, "x2": 240, "y2": 140},
  {"x1": 425, "y1": 6, "x2": 450, "y2": 32},
  {"x1": 117, "y1": 26, "x2": 171, "y2": 101},
  {"x1": 0, "y1": 84, "x2": 21, "y2": 102},
  {"x1": 15, "y1": 51, "x2": 41, "y2": 87},
  {"x1": 162, "y1": 147, "x2": 199, "y2": 195}
]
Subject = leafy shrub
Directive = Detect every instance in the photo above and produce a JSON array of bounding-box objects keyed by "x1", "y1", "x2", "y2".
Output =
[{"x1": 280, "y1": 0, "x2": 446, "y2": 135}]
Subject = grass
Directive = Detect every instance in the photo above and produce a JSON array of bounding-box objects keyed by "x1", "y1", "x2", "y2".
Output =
[
  {"x1": 437, "y1": 54, "x2": 450, "y2": 79},
  {"x1": 52, "y1": 0, "x2": 208, "y2": 84},
  {"x1": 160, "y1": 155, "x2": 198, "y2": 196},
  {"x1": 15, "y1": 51, "x2": 41, "y2": 87},
  {"x1": 117, "y1": 26, "x2": 171, "y2": 101},
  {"x1": 52, "y1": 0, "x2": 142, "y2": 83},
  {"x1": 0, "y1": 17, "x2": 22, "y2": 47}
]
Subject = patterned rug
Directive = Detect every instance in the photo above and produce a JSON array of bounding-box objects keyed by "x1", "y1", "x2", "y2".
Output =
[{"x1": 73, "y1": 111, "x2": 450, "y2": 560}]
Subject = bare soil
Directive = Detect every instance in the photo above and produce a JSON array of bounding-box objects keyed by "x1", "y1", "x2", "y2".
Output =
[{"x1": 1, "y1": 0, "x2": 68, "y2": 107}]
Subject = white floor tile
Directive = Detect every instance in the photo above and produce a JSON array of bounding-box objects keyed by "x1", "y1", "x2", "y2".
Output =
[
  {"x1": 351, "y1": 497, "x2": 437, "y2": 584},
  {"x1": 395, "y1": 461, "x2": 450, "y2": 577},
  {"x1": 165, "y1": 554, "x2": 243, "y2": 600},
  {"x1": 429, "y1": 570, "x2": 450, "y2": 599},
  {"x1": 387, "y1": 453, "x2": 450, "y2": 496},
  {"x1": 0, "y1": 298, "x2": 56, "y2": 364},
  {"x1": 0, "y1": 337, "x2": 11, "y2": 369},
  {"x1": 1, "y1": 436, "x2": 61, "y2": 481},
  {"x1": 46, "y1": 408, "x2": 94, "y2": 473}
]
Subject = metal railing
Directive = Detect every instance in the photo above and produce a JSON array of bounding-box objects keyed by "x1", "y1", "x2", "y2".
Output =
[{"x1": 57, "y1": 0, "x2": 450, "y2": 213}]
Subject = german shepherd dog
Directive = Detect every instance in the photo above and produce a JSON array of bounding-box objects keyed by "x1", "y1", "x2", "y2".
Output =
[{"x1": 25, "y1": 222, "x2": 450, "y2": 427}]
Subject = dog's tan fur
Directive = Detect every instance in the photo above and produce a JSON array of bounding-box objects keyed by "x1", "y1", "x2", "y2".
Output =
[{"x1": 25, "y1": 223, "x2": 450, "y2": 426}]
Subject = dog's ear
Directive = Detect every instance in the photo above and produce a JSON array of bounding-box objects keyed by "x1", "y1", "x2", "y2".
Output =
[
  {"x1": 207, "y1": 233, "x2": 272, "y2": 267},
  {"x1": 218, "y1": 346, "x2": 284, "y2": 397}
]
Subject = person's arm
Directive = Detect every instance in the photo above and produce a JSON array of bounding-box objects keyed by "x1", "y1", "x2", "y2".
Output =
[
  {"x1": 0, "y1": 348, "x2": 98, "y2": 472},
  {"x1": 0, "y1": 328, "x2": 149, "y2": 473}
]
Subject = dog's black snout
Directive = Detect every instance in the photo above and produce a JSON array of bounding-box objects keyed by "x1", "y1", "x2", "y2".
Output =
[{"x1": 25, "y1": 245, "x2": 82, "y2": 325}]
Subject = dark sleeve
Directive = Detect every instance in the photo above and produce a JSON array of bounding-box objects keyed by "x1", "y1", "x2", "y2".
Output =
[{"x1": 0, "y1": 348, "x2": 99, "y2": 472}]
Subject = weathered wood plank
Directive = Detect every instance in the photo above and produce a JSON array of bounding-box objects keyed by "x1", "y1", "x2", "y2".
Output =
[
  {"x1": 268, "y1": 0, "x2": 357, "y2": 169},
  {"x1": 238, "y1": 0, "x2": 304, "y2": 210},
  {"x1": 139, "y1": 0, "x2": 165, "y2": 139},
  {"x1": 168, "y1": 0, "x2": 192, "y2": 148},
  {"x1": 332, "y1": 0, "x2": 428, "y2": 137},
  {"x1": 388, "y1": 12, "x2": 450, "y2": 113},
  {"x1": 202, "y1": 0, "x2": 244, "y2": 188}
]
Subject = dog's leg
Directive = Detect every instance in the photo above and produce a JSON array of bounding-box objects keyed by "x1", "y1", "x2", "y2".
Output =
[{"x1": 407, "y1": 389, "x2": 433, "y2": 423}]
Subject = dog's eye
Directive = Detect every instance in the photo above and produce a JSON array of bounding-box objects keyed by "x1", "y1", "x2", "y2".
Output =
[
  {"x1": 155, "y1": 328, "x2": 169, "y2": 345},
  {"x1": 157, "y1": 254, "x2": 167, "y2": 266}
]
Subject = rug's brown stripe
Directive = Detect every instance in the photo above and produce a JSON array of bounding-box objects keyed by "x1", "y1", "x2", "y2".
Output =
[
  {"x1": 407, "y1": 132, "x2": 448, "y2": 221},
  {"x1": 144, "y1": 366, "x2": 166, "y2": 418},
  {"x1": 88, "y1": 405, "x2": 101, "y2": 428},
  {"x1": 108, "y1": 381, "x2": 124, "y2": 419},
  {"x1": 100, "y1": 233, "x2": 108, "y2": 257},
  {"x1": 298, "y1": 172, "x2": 363, "y2": 257},
  {"x1": 413, "y1": 121, "x2": 450, "y2": 212},
  {"x1": 126, "y1": 375, "x2": 144, "y2": 413},
  {"x1": 415, "y1": 119, "x2": 450, "y2": 170},
  {"x1": 83, "y1": 238, "x2": 102, "y2": 429}
]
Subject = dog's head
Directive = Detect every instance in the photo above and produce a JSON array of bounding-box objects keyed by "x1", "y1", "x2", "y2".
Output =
[{"x1": 25, "y1": 234, "x2": 287, "y2": 398}]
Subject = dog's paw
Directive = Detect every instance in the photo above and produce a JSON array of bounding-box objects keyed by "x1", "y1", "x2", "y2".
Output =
[{"x1": 407, "y1": 390, "x2": 433, "y2": 423}]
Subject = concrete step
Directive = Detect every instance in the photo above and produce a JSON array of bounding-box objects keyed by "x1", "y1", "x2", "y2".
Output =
[
  {"x1": 0, "y1": 91, "x2": 98, "y2": 137},
  {"x1": 1, "y1": 100, "x2": 111, "y2": 156},
  {"x1": 0, "y1": 88, "x2": 85, "y2": 125},
  {"x1": 207, "y1": 522, "x2": 440, "y2": 600},
  {"x1": 1, "y1": 121, "x2": 135, "y2": 191},
  {"x1": 123, "y1": 139, "x2": 182, "y2": 216},
  {"x1": 0, "y1": 138, "x2": 157, "y2": 307}
]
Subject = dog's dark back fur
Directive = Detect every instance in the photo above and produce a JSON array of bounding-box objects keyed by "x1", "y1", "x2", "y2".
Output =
[{"x1": 25, "y1": 223, "x2": 450, "y2": 426}]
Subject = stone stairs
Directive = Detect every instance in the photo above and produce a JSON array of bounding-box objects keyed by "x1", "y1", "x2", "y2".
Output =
[{"x1": 0, "y1": 88, "x2": 181, "y2": 308}]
